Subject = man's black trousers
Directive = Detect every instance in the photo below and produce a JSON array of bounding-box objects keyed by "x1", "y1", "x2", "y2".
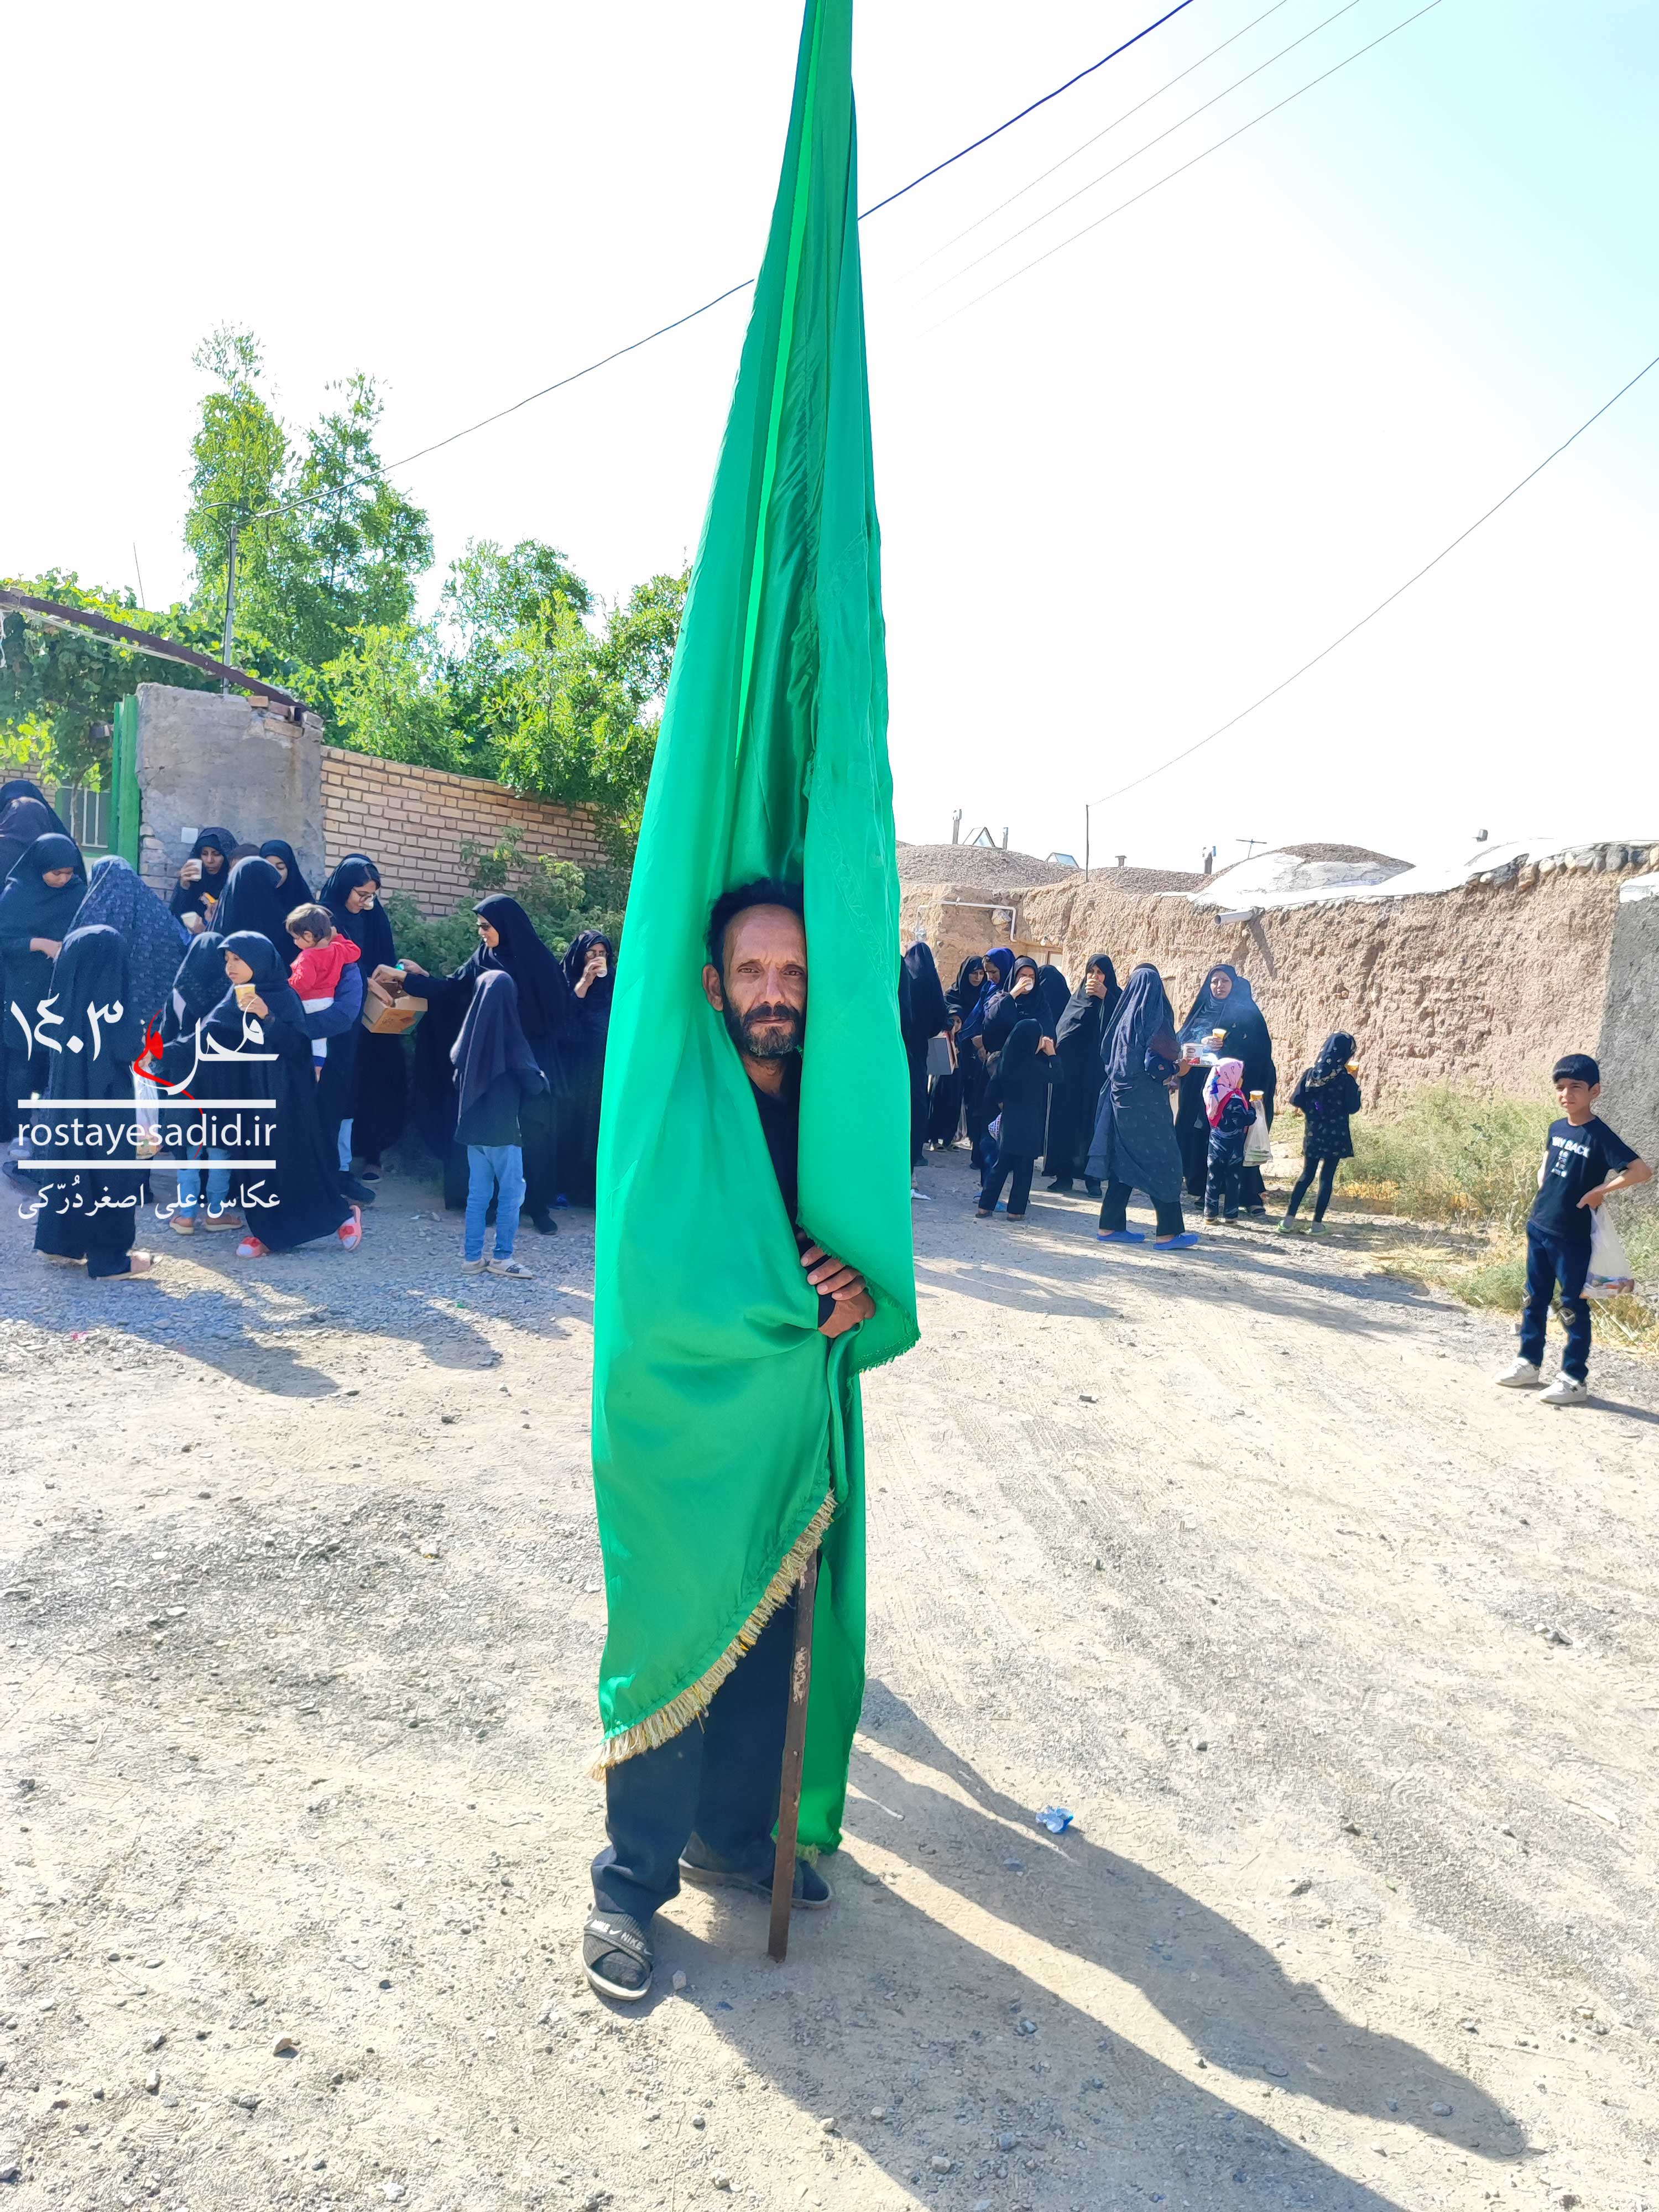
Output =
[{"x1": 591, "y1": 1592, "x2": 795, "y2": 1925}]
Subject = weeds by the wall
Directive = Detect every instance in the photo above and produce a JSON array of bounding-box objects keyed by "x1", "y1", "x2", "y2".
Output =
[{"x1": 1270, "y1": 1086, "x2": 1658, "y2": 1355}]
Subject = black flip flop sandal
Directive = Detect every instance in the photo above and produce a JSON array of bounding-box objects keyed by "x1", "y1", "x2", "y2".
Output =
[
  {"x1": 581, "y1": 1909, "x2": 653, "y2": 2001},
  {"x1": 679, "y1": 1854, "x2": 833, "y2": 1910}
]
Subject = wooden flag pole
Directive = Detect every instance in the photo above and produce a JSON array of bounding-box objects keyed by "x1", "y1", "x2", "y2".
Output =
[{"x1": 767, "y1": 1548, "x2": 821, "y2": 1963}]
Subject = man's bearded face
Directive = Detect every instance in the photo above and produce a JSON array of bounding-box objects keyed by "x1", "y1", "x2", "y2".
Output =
[{"x1": 709, "y1": 905, "x2": 808, "y2": 1060}]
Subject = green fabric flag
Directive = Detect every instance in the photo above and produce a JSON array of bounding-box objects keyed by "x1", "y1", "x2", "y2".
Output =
[{"x1": 589, "y1": 0, "x2": 916, "y2": 1852}]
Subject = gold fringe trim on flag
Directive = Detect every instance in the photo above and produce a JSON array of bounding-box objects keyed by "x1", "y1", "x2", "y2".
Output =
[{"x1": 589, "y1": 1489, "x2": 835, "y2": 1777}]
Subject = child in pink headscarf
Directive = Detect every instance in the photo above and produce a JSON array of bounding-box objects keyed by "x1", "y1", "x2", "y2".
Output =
[{"x1": 1203, "y1": 1057, "x2": 1256, "y2": 1224}]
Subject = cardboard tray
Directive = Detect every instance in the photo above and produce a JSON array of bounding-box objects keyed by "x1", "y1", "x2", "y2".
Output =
[{"x1": 361, "y1": 980, "x2": 425, "y2": 1036}]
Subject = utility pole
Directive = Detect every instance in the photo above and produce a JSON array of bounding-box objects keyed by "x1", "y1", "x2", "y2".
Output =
[{"x1": 221, "y1": 521, "x2": 239, "y2": 693}]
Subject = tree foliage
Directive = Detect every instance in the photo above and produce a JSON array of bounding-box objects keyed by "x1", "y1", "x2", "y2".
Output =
[
  {"x1": 184, "y1": 326, "x2": 431, "y2": 693},
  {"x1": 6, "y1": 327, "x2": 687, "y2": 853}
]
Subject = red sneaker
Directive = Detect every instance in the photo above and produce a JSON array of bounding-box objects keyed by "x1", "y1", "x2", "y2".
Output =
[
  {"x1": 337, "y1": 1204, "x2": 363, "y2": 1252},
  {"x1": 236, "y1": 1236, "x2": 270, "y2": 1260}
]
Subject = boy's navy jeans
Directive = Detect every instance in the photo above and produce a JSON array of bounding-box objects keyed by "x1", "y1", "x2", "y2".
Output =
[{"x1": 1520, "y1": 1227, "x2": 1592, "y2": 1381}]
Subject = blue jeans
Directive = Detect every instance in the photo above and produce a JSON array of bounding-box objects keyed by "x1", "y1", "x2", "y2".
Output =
[
  {"x1": 466, "y1": 1144, "x2": 525, "y2": 1262},
  {"x1": 177, "y1": 1149, "x2": 231, "y2": 1213},
  {"x1": 1520, "y1": 1227, "x2": 1593, "y2": 1381}
]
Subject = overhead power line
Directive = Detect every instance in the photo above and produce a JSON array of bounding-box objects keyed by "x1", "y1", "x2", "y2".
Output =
[
  {"x1": 916, "y1": 0, "x2": 1369, "y2": 301},
  {"x1": 194, "y1": 2, "x2": 1198, "y2": 526},
  {"x1": 921, "y1": 0, "x2": 1447, "y2": 333},
  {"x1": 856, "y1": 0, "x2": 1195, "y2": 220},
  {"x1": 909, "y1": 0, "x2": 1299, "y2": 274},
  {"x1": 1086, "y1": 349, "x2": 1659, "y2": 808}
]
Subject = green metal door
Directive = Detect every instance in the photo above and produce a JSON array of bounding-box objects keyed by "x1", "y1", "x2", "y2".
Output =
[{"x1": 110, "y1": 695, "x2": 140, "y2": 865}]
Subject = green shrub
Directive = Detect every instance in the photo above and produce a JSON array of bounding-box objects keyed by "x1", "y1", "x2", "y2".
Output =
[{"x1": 378, "y1": 830, "x2": 628, "y2": 982}]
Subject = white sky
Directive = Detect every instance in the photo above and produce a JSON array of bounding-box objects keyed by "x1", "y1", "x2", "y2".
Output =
[{"x1": 4, "y1": 0, "x2": 1656, "y2": 872}]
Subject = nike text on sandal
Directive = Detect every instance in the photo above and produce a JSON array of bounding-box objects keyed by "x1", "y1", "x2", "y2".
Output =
[{"x1": 581, "y1": 1909, "x2": 653, "y2": 2001}]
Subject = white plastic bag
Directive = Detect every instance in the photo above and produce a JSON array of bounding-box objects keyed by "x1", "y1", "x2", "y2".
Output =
[
  {"x1": 1242, "y1": 1095, "x2": 1271, "y2": 1167},
  {"x1": 1586, "y1": 1204, "x2": 1635, "y2": 1298}
]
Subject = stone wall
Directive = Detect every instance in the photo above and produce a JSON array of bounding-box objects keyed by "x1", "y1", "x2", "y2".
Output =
[
  {"x1": 133, "y1": 685, "x2": 325, "y2": 896},
  {"x1": 904, "y1": 847, "x2": 1659, "y2": 1145},
  {"x1": 1598, "y1": 877, "x2": 1659, "y2": 1169},
  {"x1": 319, "y1": 748, "x2": 608, "y2": 916}
]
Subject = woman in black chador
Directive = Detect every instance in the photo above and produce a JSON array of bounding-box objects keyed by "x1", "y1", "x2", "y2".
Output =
[
  {"x1": 394, "y1": 894, "x2": 572, "y2": 1232},
  {"x1": 900, "y1": 939, "x2": 948, "y2": 1171},
  {"x1": 977, "y1": 1016, "x2": 1061, "y2": 1221},
  {"x1": 1, "y1": 831, "x2": 87, "y2": 1134},
  {"x1": 31, "y1": 924, "x2": 153, "y2": 1280},
  {"x1": 1173, "y1": 962, "x2": 1276, "y2": 1215},
  {"x1": 1087, "y1": 963, "x2": 1196, "y2": 1248},
  {"x1": 1043, "y1": 954, "x2": 1119, "y2": 1192},
  {"x1": 168, "y1": 826, "x2": 236, "y2": 926},
  {"x1": 319, "y1": 855, "x2": 406, "y2": 1181},
  {"x1": 552, "y1": 930, "x2": 614, "y2": 1208},
  {"x1": 931, "y1": 952, "x2": 985, "y2": 1152}
]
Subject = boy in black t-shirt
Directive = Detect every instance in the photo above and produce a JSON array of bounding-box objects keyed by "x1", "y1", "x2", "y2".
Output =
[{"x1": 1497, "y1": 1054, "x2": 1651, "y2": 1405}]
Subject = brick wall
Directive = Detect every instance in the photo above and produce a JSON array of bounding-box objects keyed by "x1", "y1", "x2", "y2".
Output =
[{"x1": 319, "y1": 747, "x2": 609, "y2": 916}]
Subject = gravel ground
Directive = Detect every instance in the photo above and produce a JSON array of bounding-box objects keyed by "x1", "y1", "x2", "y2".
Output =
[{"x1": 2, "y1": 1149, "x2": 1658, "y2": 2211}]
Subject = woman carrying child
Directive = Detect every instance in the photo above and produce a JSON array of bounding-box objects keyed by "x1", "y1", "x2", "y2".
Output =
[
  {"x1": 975, "y1": 1015, "x2": 1060, "y2": 1221},
  {"x1": 1280, "y1": 1031, "x2": 1360, "y2": 1233}
]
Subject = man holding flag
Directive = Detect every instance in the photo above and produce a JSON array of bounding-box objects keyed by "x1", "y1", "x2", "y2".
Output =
[{"x1": 581, "y1": 0, "x2": 918, "y2": 2002}]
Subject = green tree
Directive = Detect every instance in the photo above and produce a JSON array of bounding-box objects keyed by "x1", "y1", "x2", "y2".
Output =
[
  {"x1": 183, "y1": 327, "x2": 290, "y2": 650},
  {"x1": 321, "y1": 622, "x2": 462, "y2": 771},
  {"x1": 255, "y1": 375, "x2": 432, "y2": 671},
  {"x1": 183, "y1": 331, "x2": 430, "y2": 691},
  {"x1": 430, "y1": 540, "x2": 687, "y2": 845}
]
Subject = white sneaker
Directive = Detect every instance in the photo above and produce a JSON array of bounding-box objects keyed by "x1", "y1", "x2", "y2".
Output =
[
  {"x1": 1495, "y1": 1358, "x2": 1542, "y2": 1389},
  {"x1": 460, "y1": 1256, "x2": 487, "y2": 1273},
  {"x1": 1540, "y1": 1374, "x2": 1589, "y2": 1407},
  {"x1": 487, "y1": 1256, "x2": 534, "y2": 1279}
]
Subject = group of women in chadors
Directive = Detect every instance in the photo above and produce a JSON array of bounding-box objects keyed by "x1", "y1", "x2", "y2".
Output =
[
  {"x1": 914, "y1": 932, "x2": 1361, "y2": 1246},
  {"x1": 2, "y1": 786, "x2": 618, "y2": 1282}
]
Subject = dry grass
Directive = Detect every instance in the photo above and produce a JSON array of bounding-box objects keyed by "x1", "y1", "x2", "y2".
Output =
[{"x1": 1266, "y1": 1087, "x2": 1659, "y2": 1356}]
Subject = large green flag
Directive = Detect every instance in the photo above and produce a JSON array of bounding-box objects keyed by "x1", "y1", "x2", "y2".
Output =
[{"x1": 590, "y1": 0, "x2": 916, "y2": 1851}]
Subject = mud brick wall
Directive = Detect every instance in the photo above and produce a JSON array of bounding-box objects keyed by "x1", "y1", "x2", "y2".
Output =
[
  {"x1": 319, "y1": 748, "x2": 608, "y2": 917},
  {"x1": 904, "y1": 847, "x2": 1659, "y2": 1139}
]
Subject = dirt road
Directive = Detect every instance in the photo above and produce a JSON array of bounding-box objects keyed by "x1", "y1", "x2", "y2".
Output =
[{"x1": 2, "y1": 1149, "x2": 1656, "y2": 2211}]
